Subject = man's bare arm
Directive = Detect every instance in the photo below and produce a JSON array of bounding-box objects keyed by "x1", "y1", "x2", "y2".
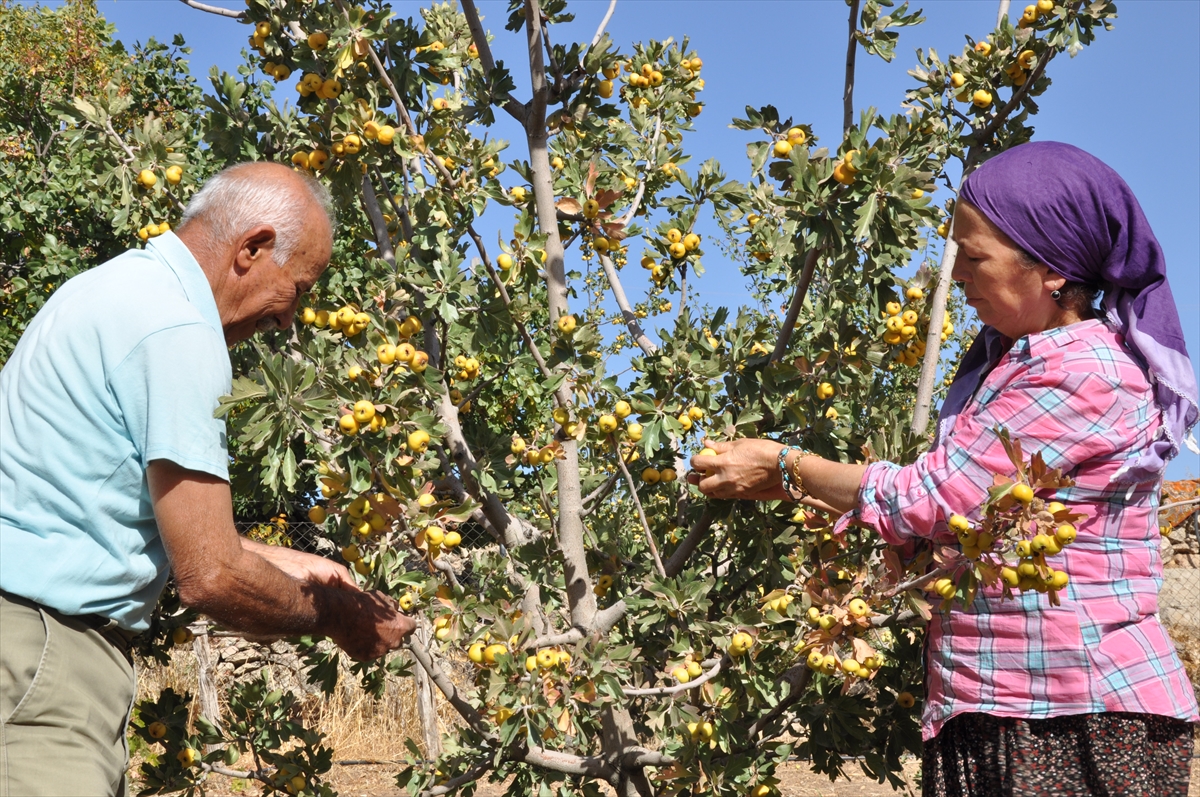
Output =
[{"x1": 148, "y1": 460, "x2": 414, "y2": 659}]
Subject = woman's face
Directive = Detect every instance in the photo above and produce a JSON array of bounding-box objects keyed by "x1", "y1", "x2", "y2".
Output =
[{"x1": 950, "y1": 201, "x2": 1069, "y2": 340}]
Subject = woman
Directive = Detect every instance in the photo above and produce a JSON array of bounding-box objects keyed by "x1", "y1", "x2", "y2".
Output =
[{"x1": 691, "y1": 142, "x2": 1199, "y2": 795}]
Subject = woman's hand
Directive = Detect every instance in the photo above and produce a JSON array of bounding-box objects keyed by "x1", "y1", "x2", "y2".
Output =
[{"x1": 686, "y1": 438, "x2": 790, "y2": 500}]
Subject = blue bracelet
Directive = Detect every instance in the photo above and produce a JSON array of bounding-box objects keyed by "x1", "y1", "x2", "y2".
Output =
[{"x1": 779, "y1": 445, "x2": 800, "y2": 500}]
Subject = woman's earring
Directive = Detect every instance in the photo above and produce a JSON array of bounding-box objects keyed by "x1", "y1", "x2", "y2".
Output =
[{"x1": 1051, "y1": 289, "x2": 1062, "y2": 301}]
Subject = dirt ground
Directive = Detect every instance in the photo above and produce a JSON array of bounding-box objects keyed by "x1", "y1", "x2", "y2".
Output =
[{"x1": 194, "y1": 750, "x2": 1200, "y2": 797}]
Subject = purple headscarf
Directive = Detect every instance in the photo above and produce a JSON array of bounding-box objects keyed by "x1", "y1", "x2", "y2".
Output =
[{"x1": 938, "y1": 141, "x2": 1198, "y2": 483}]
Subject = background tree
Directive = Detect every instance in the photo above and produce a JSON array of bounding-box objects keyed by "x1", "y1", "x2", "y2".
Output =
[{"x1": 1, "y1": 0, "x2": 1122, "y2": 794}]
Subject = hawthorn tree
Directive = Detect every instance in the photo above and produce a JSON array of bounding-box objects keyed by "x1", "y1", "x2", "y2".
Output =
[{"x1": 1, "y1": 0, "x2": 1117, "y2": 794}]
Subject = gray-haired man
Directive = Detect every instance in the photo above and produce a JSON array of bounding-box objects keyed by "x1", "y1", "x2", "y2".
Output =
[{"x1": 0, "y1": 162, "x2": 415, "y2": 796}]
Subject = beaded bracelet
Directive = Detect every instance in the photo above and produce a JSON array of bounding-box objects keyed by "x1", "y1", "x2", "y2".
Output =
[{"x1": 778, "y1": 445, "x2": 810, "y2": 501}]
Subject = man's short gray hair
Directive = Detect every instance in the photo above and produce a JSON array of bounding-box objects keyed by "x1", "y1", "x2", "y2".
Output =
[{"x1": 179, "y1": 162, "x2": 336, "y2": 266}]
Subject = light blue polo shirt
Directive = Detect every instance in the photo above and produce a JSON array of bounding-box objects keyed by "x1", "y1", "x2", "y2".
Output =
[{"x1": 0, "y1": 232, "x2": 232, "y2": 630}]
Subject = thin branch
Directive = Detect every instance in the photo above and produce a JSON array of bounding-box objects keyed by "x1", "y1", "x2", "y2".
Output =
[
  {"x1": 878, "y1": 567, "x2": 947, "y2": 599},
  {"x1": 466, "y1": 224, "x2": 553, "y2": 381},
  {"x1": 177, "y1": 0, "x2": 246, "y2": 19},
  {"x1": 599, "y1": 252, "x2": 657, "y2": 356},
  {"x1": 523, "y1": 745, "x2": 616, "y2": 779},
  {"x1": 589, "y1": 0, "x2": 618, "y2": 49},
  {"x1": 420, "y1": 758, "x2": 495, "y2": 797},
  {"x1": 996, "y1": 0, "x2": 1012, "y2": 26},
  {"x1": 623, "y1": 656, "x2": 726, "y2": 697},
  {"x1": 527, "y1": 601, "x2": 627, "y2": 650},
  {"x1": 615, "y1": 115, "x2": 662, "y2": 226},
  {"x1": 432, "y1": 557, "x2": 462, "y2": 591},
  {"x1": 460, "y1": 0, "x2": 529, "y2": 125},
  {"x1": 582, "y1": 470, "x2": 621, "y2": 513},
  {"x1": 843, "y1": 0, "x2": 861, "y2": 135},
  {"x1": 745, "y1": 667, "x2": 812, "y2": 740},
  {"x1": 198, "y1": 762, "x2": 269, "y2": 781},
  {"x1": 406, "y1": 637, "x2": 496, "y2": 739},
  {"x1": 609, "y1": 434, "x2": 666, "y2": 578},
  {"x1": 974, "y1": 46, "x2": 1056, "y2": 145},
  {"x1": 1161, "y1": 497, "x2": 1200, "y2": 512},
  {"x1": 769, "y1": 248, "x2": 820, "y2": 363},
  {"x1": 663, "y1": 508, "x2": 713, "y2": 578}
]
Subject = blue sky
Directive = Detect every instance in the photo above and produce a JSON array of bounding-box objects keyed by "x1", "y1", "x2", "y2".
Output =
[{"x1": 79, "y1": 0, "x2": 1199, "y2": 478}]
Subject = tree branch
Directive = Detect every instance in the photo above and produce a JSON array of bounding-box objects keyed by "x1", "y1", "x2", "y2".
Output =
[
  {"x1": 177, "y1": 0, "x2": 246, "y2": 20},
  {"x1": 528, "y1": 600, "x2": 627, "y2": 650},
  {"x1": 460, "y1": 0, "x2": 529, "y2": 125},
  {"x1": 420, "y1": 758, "x2": 495, "y2": 797},
  {"x1": 609, "y1": 435, "x2": 666, "y2": 578},
  {"x1": 623, "y1": 656, "x2": 726, "y2": 697},
  {"x1": 664, "y1": 508, "x2": 713, "y2": 578},
  {"x1": 843, "y1": 0, "x2": 861, "y2": 135},
  {"x1": 590, "y1": 0, "x2": 618, "y2": 49},
  {"x1": 406, "y1": 637, "x2": 496, "y2": 740},
  {"x1": 599, "y1": 252, "x2": 657, "y2": 356},
  {"x1": 770, "y1": 248, "x2": 820, "y2": 363}
]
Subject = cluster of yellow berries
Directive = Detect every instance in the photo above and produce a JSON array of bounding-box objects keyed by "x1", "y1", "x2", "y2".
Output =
[
  {"x1": 670, "y1": 654, "x2": 707, "y2": 684},
  {"x1": 1019, "y1": 0, "x2": 1055, "y2": 28},
  {"x1": 686, "y1": 718, "x2": 715, "y2": 743},
  {"x1": 661, "y1": 227, "x2": 701, "y2": 261},
  {"x1": 640, "y1": 254, "x2": 670, "y2": 286},
  {"x1": 618, "y1": 55, "x2": 703, "y2": 110},
  {"x1": 593, "y1": 573, "x2": 614, "y2": 597},
  {"x1": 299, "y1": 304, "x2": 374, "y2": 337},
  {"x1": 338, "y1": 400, "x2": 387, "y2": 436},
  {"x1": 524, "y1": 646, "x2": 572, "y2": 674},
  {"x1": 805, "y1": 648, "x2": 885, "y2": 678},
  {"x1": 763, "y1": 592, "x2": 795, "y2": 614},
  {"x1": 772, "y1": 127, "x2": 808, "y2": 159},
  {"x1": 1004, "y1": 48, "x2": 1040, "y2": 87},
  {"x1": 727, "y1": 630, "x2": 755, "y2": 657},
  {"x1": 418, "y1": 522, "x2": 462, "y2": 561},
  {"x1": 880, "y1": 286, "x2": 950, "y2": 367},
  {"x1": 247, "y1": 20, "x2": 272, "y2": 57},
  {"x1": 833, "y1": 149, "x2": 859, "y2": 185},
  {"x1": 136, "y1": 165, "x2": 183, "y2": 190},
  {"x1": 451, "y1": 354, "x2": 481, "y2": 381},
  {"x1": 137, "y1": 221, "x2": 171, "y2": 241}
]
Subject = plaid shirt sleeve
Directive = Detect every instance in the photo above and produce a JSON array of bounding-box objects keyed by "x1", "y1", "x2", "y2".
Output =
[
  {"x1": 857, "y1": 336, "x2": 1133, "y2": 546},
  {"x1": 845, "y1": 321, "x2": 1200, "y2": 740}
]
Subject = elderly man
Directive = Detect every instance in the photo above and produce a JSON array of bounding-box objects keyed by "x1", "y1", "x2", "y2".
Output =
[{"x1": 0, "y1": 162, "x2": 415, "y2": 796}]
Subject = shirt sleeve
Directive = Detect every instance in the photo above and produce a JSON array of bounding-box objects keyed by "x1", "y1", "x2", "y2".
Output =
[
  {"x1": 857, "y1": 365, "x2": 1133, "y2": 545},
  {"x1": 108, "y1": 323, "x2": 231, "y2": 480}
]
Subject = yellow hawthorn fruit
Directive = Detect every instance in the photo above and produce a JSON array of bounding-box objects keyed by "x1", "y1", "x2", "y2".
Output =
[
  {"x1": 307, "y1": 30, "x2": 329, "y2": 50},
  {"x1": 672, "y1": 666, "x2": 691, "y2": 684},
  {"x1": 660, "y1": 468, "x2": 678, "y2": 483},
  {"x1": 300, "y1": 307, "x2": 317, "y2": 325},
  {"x1": 975, "y1": 41, "x2": 992, "y2": 56},
  {"x1": 937, "y1": 222, "x2": 950, "y2": 238},
  {"x1": 308, "y1": 149, "x2": 329, "y2": 170},
  {"x1": 444, "y1": 530, "x2": 461, "y2": 548},
  {"x1": 147, "y1": 721, "x2": 167, "y2": 739},
  {"x1": 468, "y1": 642, "x2": 486, "y2": 665},
  {"x1": 425, "y1": 526, "x2": 445, "y2": 547},
  {"x1": 483, "y1": 643, "x2": 507, "y2": 665},
  {"x1": 557, "y1": 314, "x2": 577, "y2": 335},
  {"x1": 307, "y1": 505, "x2": 327, "y2": 523},
  {"x1": 750, "y1": 786, "x2": 772, "y2": 797},
  {"x1": 669, "y1": 241, "x2": 687, "y2": 259},
  {"x1": 272, "y1": 64, "x2": 291, "y2": 81},
  {"x1": 137, "y1": 227, "x2": 150, "y2": 242},
  {"x1": 613, "y1": 400, "x2": 632, "y2": 419},
  {"x1": 848, "y1": 598, "x2": 870, "y2": 618},
  {"x1": 626, "y1": 423, "x2": 643, "y2": 442},
  {"x1": 377, "y1": 343, "x2": 397, "y2": 365},
  {"x1": 825, "y1": 407, "x2": 839, "y2": 421},
  {"x1": 376, "y1": 125, "x2": 395, "y2": 146},
  {"x1": 688, "y1": 407, "x2": 705, "y2": 421},
  {"x1": 342, "y1": 133, "x2": 362, "y2": 155},
  {"x1": 598, "y1": 414, "x2": 618, "y2": 434},
  {"x1": 948, "y1": 514, "x2": 971, "y2": 534},
  {"x1": 410, "y1": 351, "x2": 429, "y2": 372},
  {"x1": 897, "y1": 692, "x2": 916, "y2": 708},
  {"x1": 165, "y1": 165, "x2": 183, "y2": 185},
  {"x1": 832, "y1": 162, "x2": 856, "y2": 185},
  {"x1": 320, "y1": 79, "x2": 342, "y2": 99},
  {"x1": 972, "y1": 89, "x2": 993, "y2": 108},
  {"x1": 172, "y1": 626, "x2": 193, "y2": 645},
  {"x1": 950, "y1": 72, "x2": 966, "y2": 88},
  {"x1": 341, "y1": 544, "x2": 361, "y2": 563},
  {"x1": 1055, "y1": 523, "x2": 1077, "y2": 545},
  {"x1": 886, "y1": 301, "x2": 903, "y2": 316},
  {"x1": 137, "y1": 169, "x2": 157, "y2": 188},
  {"x1": 510, "y1": 436, "x2": 527, "y2": 456},
  {"x1": 1000, "y1": 566, "x2": 1021, "y2": 587},
  {"x1": 353, "y1": 400, "x2": 376, "y2": 424},
  {"x1": 1011, "y1": 483, "x2": 1034, "y2": 504},
  {"x1": 1037, "y1": 0, "x2": 1054, "y2": 12},
  {"x1": 641, "y1": 467, "x2": 661, "y2": 484},
  {"x1": 817, "y1": 382, "x2": 835, "y2": 400},
  {"x1": 786, "y1": 126, "x2": 807, "y2": 145},
  {"x1": 807, "y1": 650, "x2": 825, "y2": 670},
  {"x1": 933, "y1": 578, "x2": 956, "y2": 599},
  {"x1": 539, "y1": 447, "x2": 556, "y2": 464},
  {"x1": 683, "y1": 232, "x2": 701, "y2": 251},
  {"x1": 338, "y1": 414, "x2": 359, "y2": 435},
  {"x1": 177, "y1": 748, "x2": 198, "y2": 767},
  {"x1": 394, "y1": 342, "x2": 416, "y2": 363},
  {"x1": 1046, "y1": 501, "x2": 1066, "y2": 515},
  {"x1": 1049, "y1": 570, "x2": 1069, "y2": 590},
  {"x1": 906, "y1": 286, "x2": 925, "y2": 301},
  {"x1": 729, "y1": 631, "x2": 754, "y2": 657},
  {"x1": 773, "y1": 139, "x2": 792, "y2": 158},
  {"x1": 407, "y1": 429, "x2": 431, "y2": 453},
  {"x1": 686, "y1": 660, "x2": 703, "y2": 679}
]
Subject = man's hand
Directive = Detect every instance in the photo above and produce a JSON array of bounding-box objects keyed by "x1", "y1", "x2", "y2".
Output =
[{"x1": 328, "y1": 590, "x2": 417, "y2": 661}]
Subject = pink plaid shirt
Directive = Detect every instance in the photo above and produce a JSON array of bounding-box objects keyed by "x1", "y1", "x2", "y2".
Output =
[{"x1": 848, "y1": 319, "x2": 1199, "y2": 740}]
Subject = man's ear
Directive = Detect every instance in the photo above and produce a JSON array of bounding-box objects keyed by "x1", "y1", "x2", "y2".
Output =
[{"x1": 233, "y1": 225, "x2": 278, "y2": 274}]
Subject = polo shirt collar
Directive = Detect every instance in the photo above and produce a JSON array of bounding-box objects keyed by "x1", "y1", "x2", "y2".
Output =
[{"x1": 146, "y1": 232, "x2": 225, "y2": 341}]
